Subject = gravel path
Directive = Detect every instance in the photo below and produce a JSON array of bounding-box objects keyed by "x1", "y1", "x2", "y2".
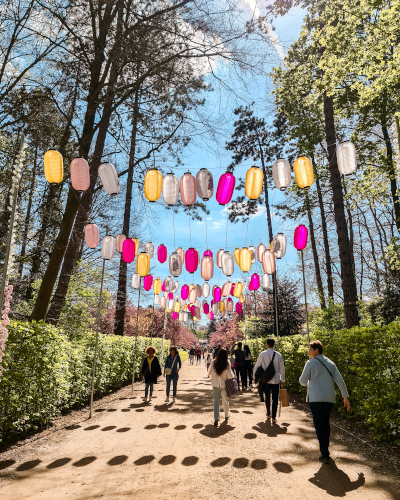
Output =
[{"x1": 0, "y1": 360, "x2": 399, "y2": 499}]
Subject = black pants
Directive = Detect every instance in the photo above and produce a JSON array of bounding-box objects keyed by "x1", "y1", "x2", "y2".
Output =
[
  {"x1": 236, "y1": 364, "x2": 246, "y2": 388},
  {"x1": 309, "y1": 402, "x2": 334, "y2": 458},
  {"x1": 263, "y1": 383, "x2": 280, "y2": 418},
  {"x1": 244, "y1": 360, "x2": 253, "y2": 386}
]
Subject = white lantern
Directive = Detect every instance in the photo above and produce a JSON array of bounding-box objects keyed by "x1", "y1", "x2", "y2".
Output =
[
  {"x1": 169, "y1": 252, "x2": 182, "y2": 277},
  {"x1": 189, "y1": 288, "x2": 197, "y2": 304},
  {"x1": 272, "y1": 158, "x2": 291, "y2": 191},
  {"x1": 160, "y1": 296, "x2": 167, "y2": 307},
  {"x1": 212, "y1": 302, "x2": 218, "y2": 314},
  {"x1": 262, "y1": 250, "x2": 276, "y2": 274},
  {"x1": 154, "y1": 294, "x2": 160, "y2": 305},
  {"x1": 195, "y1": 298, "x2": 201, "y2": 308},
  {"x1": 216, "y1": 249, "x2": 224, "y2": 268},
  {"x1": 162, "y1": 173, "x2": 179, "y2": 205},
  {"x1": 144, "y1": 242, "x2": 154, "y2": 258},
  {"x1": 337, "y1": 141, "x2": 357, "y2": 176},
  {"x1": 257, "y1": 243, "x2": 266, "y2": 262},
  {"x1": 173, "y1": 281, "x2": 179, "y2": 293},
  {"x1": 196, "y1": 168, "x2": 214, "y2": 201},
  {"x1": 101, "y1": 235, "x2": 115, "y2": 260},
  {"x1": 221, "y1": 251, "x2": 234, "y2": 277},
  {"x1": 261, "y1": 273, "x2": 270, "y2": 289},
  {"x1": 249, "y1": 245, "x2": 256, "y2": 264},
  {"x1": 174, "y1": 294, "x2": 180, "y2": 303},
  {"x1": 165, "y1": 276, "x2": 173, "y2": 292},
  {"x1": 179, "y1": 312, "x2": 184, "y2": 321},
  {"x1": 183, "y1": 311, "x2": 188, "y2": 321},
  {"x1": 168, "y1": 299, "x2": 174, "y2": 310},
  {"x1": 242, "y1": 280, "x2": 248, "y2": 293},
  {"x1": 181, "y1": 298, "x2": 186, "y2": 307},
  {"x1": 163, "y1": 291, "x2": 169, "y2": 299},
  {"x1": 202, "y1": 282, "x2": 210, "y2": 298},
  {"x1": 131, "y1": 273, "x2": 140, "y2": 288},
  {"x1": 273, "y1": 233, "x2": 287, "y2": 259},
  {"x1": 98, "y1": 163, "x2": 120, "y2": 195}
]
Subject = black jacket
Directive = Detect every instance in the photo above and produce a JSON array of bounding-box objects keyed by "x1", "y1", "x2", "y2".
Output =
[{"x1": 141, "y1": 356, "x2": 162, "y2": 384}]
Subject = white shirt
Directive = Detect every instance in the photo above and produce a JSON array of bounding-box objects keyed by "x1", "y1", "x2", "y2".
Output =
[
  {"x1": 253, "y1": 348, "x2": 285, "y2": 385},
  {"x1": 208, "y1": 360, "x2": 234, "y2": 388}
]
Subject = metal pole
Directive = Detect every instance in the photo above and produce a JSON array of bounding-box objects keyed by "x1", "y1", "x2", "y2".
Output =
[
  {"x1": 89, "y1": 258, "x2": 106, "y2": 418},
  {"x1": 301, "y1": 250, "x2": 310, "y2": 343},
  {"x1": 254, "y1": 290, "x2": 258, "y2": 339},
  {"x1": 0, "y1": 135, "x2": 25, "y2": 311},
  {"x1": 160, "y1": 306, "x2": 167, "y2": 366},
  {"x1": 131, "y1": 277, "x2": 142, "y2": 394},
  {"x1": 273, "y1": 270, "x2": 279, "y2": 347},
  {"x1": 151, "y1": 302, "x2": 155, "y2": 340}
]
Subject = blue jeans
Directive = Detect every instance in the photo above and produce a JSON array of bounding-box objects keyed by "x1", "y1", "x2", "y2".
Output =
[
  {"x1": 212, "y1": 386, "x2": 229, "y2": 422},
  {"x1": 145, "y1": 382, "x2": 153, "y2": 398},
  {"x1": 166, "y1": 373, "x2": 179, "y2": 397}
]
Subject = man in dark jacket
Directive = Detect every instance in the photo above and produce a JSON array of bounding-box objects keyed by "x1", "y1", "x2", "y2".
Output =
[{"x1": 233, "y1": 342, "x2": 247, "y2": 391}]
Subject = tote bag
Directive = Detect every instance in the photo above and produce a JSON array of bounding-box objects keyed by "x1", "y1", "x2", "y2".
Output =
[{"x1": 225, "y1": 378, "x2": 238, "y2": 397}]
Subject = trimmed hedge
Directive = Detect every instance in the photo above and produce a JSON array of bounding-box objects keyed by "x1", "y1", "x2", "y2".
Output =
[
  {"x1": 246, "y1": 322, "x2": 400, "y2": 445},
  {"x1": 0, "y1": 321, "x2": 170, "y2": 440}
]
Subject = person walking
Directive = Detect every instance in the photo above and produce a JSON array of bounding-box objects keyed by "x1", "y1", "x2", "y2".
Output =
[
  {"x1": 207, "y1": 348, "x2": 234, "y2": 426},
  {"x1": 229, "y1": 351, "x2": 236, "y2": 375},
  {"x1": 213, "y1": 343, "x2": 221, "y2": 359},
  {"x1": 253, "y1": 338, "x2": 285, "y2": 423},
  {"x1": 164, "y1": 346, "x2": 182, "y2": 403},
  {"x1": 140, "y1": 346, "x2": 162, "y2": 403},
  {"x1": 206, "y1": 350, "x2": 212, "y2": 372},
  {"x1": 196, "y1": 346, "x2": 202, "y2": 365},
  {"x1": 233, "y1": 342, "x2": 246, "y2": 390},
  {"x1": 299, "y1": 340, "x2": 350, "y2": 464},
  {"x1": 189, "y1": 346, "x2": 195, "y2": 365},
  {"x1": 244, "y1": 344, "x2": 253, "y2": 388}
]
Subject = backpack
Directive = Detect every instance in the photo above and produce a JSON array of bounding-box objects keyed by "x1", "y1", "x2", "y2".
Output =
[
  {"x1": 260, "y1": 352, "x2": 276, "y2": 383},
  {"x1": 235, "y1": 349, "x2": 245, "y2": 365}
]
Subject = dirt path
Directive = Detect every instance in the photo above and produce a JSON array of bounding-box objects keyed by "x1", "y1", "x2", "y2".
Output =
[{"x1": 0, "y1": 360, "x2": 399, "y2": 500}]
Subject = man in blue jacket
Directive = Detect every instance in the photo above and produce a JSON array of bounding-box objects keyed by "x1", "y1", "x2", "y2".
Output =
[{"x1": 299, "y1": 340, "x2": 350, "y2": 464}]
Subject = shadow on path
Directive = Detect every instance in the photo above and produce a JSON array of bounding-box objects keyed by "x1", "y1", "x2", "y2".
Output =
[{"x1": 309, "y1": 461, "x2": 365, "y2": 497}]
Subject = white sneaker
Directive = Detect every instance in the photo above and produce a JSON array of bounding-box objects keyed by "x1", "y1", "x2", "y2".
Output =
[
  {"x1": 144, "y1": 397, "x2": 148, "y2": 402},
  {"x1": 148, "y1": 397, "x2": 152, "y2": 402},
  {"x1": 172, "y1": 397, "x2": 176, "y2": 403},
  {"x1": 165, "y1": 397, "x2": 169, "y2": 403}
]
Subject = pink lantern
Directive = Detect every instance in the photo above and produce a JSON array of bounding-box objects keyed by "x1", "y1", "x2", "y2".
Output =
[
  {"x1": 204, "y1": 249, "x2": 213, "y2": 258},
  {"x1": 162, "y1": 281, "x2": 166, "y2": 292},
  {"x1": 196, "y1": 284, "x2": 202, "y2": 297},
  {"x1": 227, "y1": 297, "x2": 233, "y2": 312},
  {"x1": 216, "y1": 249, "x2": 224, "y2": 268},
  {"x1": 230, "y1": 283, "x2": 235, "y2": 296},
  {"x1": 262, "y1": 250, "x2": 276, "y2": 274},
  {"x1": 201, "y1": 256, "x2": 214, "y2": 281},
  {"x1": 179, "y1": 312, "x2": 184, "y2": 321},
  {"x1": 173, "y1": 312, "x2": 178, "y2": 320},
  {"x1": 203, "y1": 302, "x2": 209, "y2": 314},
  {"x1": 257, "y1": 243, "x2": 266, "y2": 262},
  {"x1": 245, "y1": 294, "x2": 251, "y2": 306},
  {"x1": 160, "y1": 296, "x2": 167, "y2": 307},
  {"x1": 189, "y1": 288, "x2": 197, "y2": 304},
  {"x1": 213, "y1": 286, "x2": 222, "y2": 302},
  {"x1": 122, "y1": 238, "x2": 136, "y2": 263},
  {"x1": 250, "y1": 273, "x2": 260, "y2": 290},
  {"x1": 185, "y1": 248, "x2": 199, "y2": 273},
  {"x1": 70, "y1": 157, "x2": 90, "y2": 192},
  {"x1": 143, "y1": 275, "x2": 153, "y2": 291},
  {"x1": 176, "y1": 247, "x2": 185, "y2": 265},
  {"x1": 210, "y1": 312, "x2": 214, "y2": 320},
  {"x1": 84, "y1": 224, "x2": 99, "y2": 249},
  {"x1": 116, "y1": 234, "x2": 126, "y2": 253},
  {"x1": 181, "y1": 284, "x2": 189, "y2": 300},
  {"x1": 158, "y1": 244, "x2": 167, "y2": 263},
  {"x1": 216, "y1": 172, "x2": 236, "y2": 205},
  {"x1": 294, "y1": 224, "x2": 308, "y2": 251},
  {"x1": 222, "y1": 282, "x2": 231, "y2": 296},
  {"x1": 168, "y1": 292, "x2": 173, "y2": 300},
  {"x1": 236, "y1": 302, "x2": 243, "y2": 314},
  {"x1": 180, "y1": 172, "x2": 197, "y2": 206}
]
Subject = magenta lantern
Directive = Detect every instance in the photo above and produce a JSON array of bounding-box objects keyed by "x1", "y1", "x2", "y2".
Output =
[
  {"x1": 250, "y1": 273, "x2": 260, "y2": 290},
  {"x1": 158, "y1": 244, "x2": 167, "y2": 263},
  {"x1": 203, "y1": 302, "x2": 209, "y2": 314},
  {"x1": 294, "y1": 224, "x2": 308, "y2": 251},
  {"x1": 248, "y1": 281, "x2": 254, "y2": 291},
  {"x1": 213, "y1": 286, "x2": 222, "y2": 302},
  {"x1": 210, "y1": 312, "x2": 214, "y2": 320},
  {"x1": 236, "y1": 302, "x2": 242, "y2": 314},
  {"x1": 162, "y1": 281, "x2": 166, "y2": 292},
  {"x1": 204, "y1": 249, "x2": 213, "y2": 258},
  {"x1": 143, "y1": 275, "x2": 153, "y2": 291},
  {"x1": 168, "y1": 292, "x2": 173, "y2": 300},
  {"x1": 173, "y1": 312, "x2": 178, "y2": 320},
  {"x1": 216, "y1": 172, "x2": 236, "y2": 205},
  {"x1": 122, "y1": 238, "x2": 136, "y2": 263},
  {"x1": 230, "y1": 283, "x2": 235, "y2": 296},
  {"x1": 211, "y1": 299, "x2": 214, "y2": 307},
  {"x1": 185, "y1": 248, "x2": 199, "y2": 273},
  {"x1": 181, "y1": 284, "x2": 189, "y2": 300}
]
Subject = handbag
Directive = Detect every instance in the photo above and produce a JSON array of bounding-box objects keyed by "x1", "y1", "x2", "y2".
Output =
[
  {"x1": 165, "y1": 355, "x2": 177, "y2": 376},
  {"x1": 225, "y1": 377, "x2": 238, "y2": 397}
]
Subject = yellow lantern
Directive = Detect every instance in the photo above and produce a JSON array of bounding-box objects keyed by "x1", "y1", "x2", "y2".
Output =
[
  {"x1": 153, "y1": 277, "x2": 162, "y2": 295},
  {"x1": 233, "y1": 282, "x2": 242, "y2": 298},
  {"x1": 239, "y1": 293, "x2": 245, "y2": 303},
  {"x1": 234, "y1": 248, "x2": 240, "y2": 265},
  {"x1": 270, "y1": 242, "x2": 273, "y2": 251},
  {"x1": 174, "y1": 302, "x2": 181, "y2": 313},
  {"x1": 189, "y1": 284, "x2": 196, "y2": 290},
  {"x1": 132, "y1": 238, "x2": 139, "y2": 257},
  {"x1": 219, "y1": 301, "x2": 225, "y2": 312},
  {"x1": 44, "y1": 150, "x2": 63, "y2": 184},
  {"x1": 144, "y1": 169, "x2": 162, "y2": 202},
  {"x1": 293, "y1": 156, "x2": 314, "y2": 190},
  {"x1": 137, "y1": 252, "x2": 150, "y2": 277},
  {"x1": 245, "y1": 166, "x2": 263, "y2": 199},
  {"x1": 239, "y1": 248, "x2": 252, "y2": 272},
  {"x1": 183, "y1": 305, "x2": 188, "y2": 312}
]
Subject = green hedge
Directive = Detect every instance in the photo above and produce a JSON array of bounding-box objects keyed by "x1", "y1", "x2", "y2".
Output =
[
  {"x1": 0, "y1": 321, "x2": 170, "y2": 440},
  {"x1": 246, "y1": 322, "x2": 400, "y2": 445}
]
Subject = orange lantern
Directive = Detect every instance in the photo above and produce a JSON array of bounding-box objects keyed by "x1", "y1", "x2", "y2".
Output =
[
  {"x1": 245, "y1": 166, "x2": 263, "y2": 199},
  {"x1": 233, "y1": 282, "x2": 242, "y2": 298},
  {"x1": 239, "y1": 248, "x2": 252, "y2": 272},
  {"x1": 153, "y1": 277, "x2": 162, "y2": 295},
  {"x1": 44, "y1": 150, "x2": 63, "y2": 184},
  {"x1": 144, "y1": 169, "x2": 162, "y2": 202},
  {"x1": 132, "y1": 238, "x2": 139, "y2": 257},
  {"x1": 293, "y1": 156, "x2": 314, "y2": 189},
  {"x1": 234, "y1": 248, "x2": 240, "y2": 265},
  {"x1": 137, "y1": 252, "x2": 150, "y2": 277}
]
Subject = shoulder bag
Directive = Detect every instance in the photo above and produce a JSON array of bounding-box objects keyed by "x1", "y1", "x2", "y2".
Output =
[
  {"x1": 225, "y1": 377, "x2": 238, "y2": 397},
  {"x1": 165, "y1": 355, "x2": 177, "y2": 376},
  {"x1": 260, "y1": 352, "x2": 276, "y2": 383},
  {"x1": 315, "y1": 357, "x2": 333, "y2": 378}
]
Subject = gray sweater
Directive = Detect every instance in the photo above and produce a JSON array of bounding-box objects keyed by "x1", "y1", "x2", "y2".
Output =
[{"x1": 299, "y1": 355, "x2": 349, "y2": 403}]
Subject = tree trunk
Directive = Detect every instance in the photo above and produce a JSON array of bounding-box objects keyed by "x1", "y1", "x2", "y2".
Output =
[
  {"x1": 323, "y1": 94, "x2": 359, "y2": 327},
  {"x1": 306, "y1": 193, "x2": 326, "y2": 309},
  {"x1": 381, "y1": 115, "x2": 400, "y2": 233},
  {"x1": 342, "y1": 180, "x2": 356, "y2": 279},
  {"x1": 359, "y1": 206, "x2": 380, "y2": 295},
  {"x1": 114, "y1": 89, "x2": 140, "y2": 335}
]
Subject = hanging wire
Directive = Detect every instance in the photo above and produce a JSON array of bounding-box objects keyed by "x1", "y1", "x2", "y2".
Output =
[
  {"x1": 225, "y1": 207, "x2": 228, "y2": 249},
  {"x1": 188, "y1": 210, "x2": 192, "y2": 247},
  {"x1": 173, "y1": 209, "x2": 176, "y2": 248},
  {"x1": 205, "y1": 208, "x2": 208, "y2": 249}
]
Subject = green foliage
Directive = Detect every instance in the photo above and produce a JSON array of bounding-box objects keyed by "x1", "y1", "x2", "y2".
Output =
[
  {"x1": 0, "y1": 321, "x2": 170, "y2": 441},
  {"x1": 247, "y1": 322, "x2": 400, "y2": 445}
]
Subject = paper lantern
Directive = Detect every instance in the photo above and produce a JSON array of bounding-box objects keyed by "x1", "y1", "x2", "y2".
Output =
[
  {"x1": 162, "y1": 173, "x2": 179, "y2": 205},
  {"x1": 185, "y1": 248, "x2": 198, "y2": 273},
  {"x1": 213, "y1": 286, "x2": 222, "y2": 302},
  {"x1": 137, "y1": 252, "x2": 150, "y2": 276},
  {"x1": 196, "y1": 284, "x2": 202, "y2": 297},
  {"x1": 183, "y1": 311, "x2": 188, "y2": 321},
  {"x1": 221, "y1": 251, "x2": 234, "y2": 277},
  {"x1": 230, "y1": 283, "x2": 235, "y2": 296},
  {"x1": 201, "y1": 256, "x2": 214, "y2": 281},
  {"x1": 195, "y1": 298, "x2": 201, "y2": 308},
  {"x1": 160, "y1": 296, "x2": 167, "y2": 307},
  {"x1": 215, "y1": 249, "x2": 224, "y2": 268},
  {"x1": 227, "y1": 298, "x2": 233, "y2": 312},
  {"x1": 273, "y1": 233, "x2": 287, "y2": 259},
  {"x1": 242, "y1": 280, "x2": 248, "y2": 293},
  {"x1": 180, "y1": 172, "x2": 197, "y2": 206},
  {"x1": 245, "y1": 294, "x2": 251, "y2": 306},
  {"x1": 248, "y1": 281, "x2": 254, "y2": 291},
  {"x1": 44, "y1": 150, "x2": 63, "y2": 184},
  {"x1": 202, "y1": 282, "x2": 210, "y2": 298},
  {"x1": 245, "y1": 166, "x2": 263, "y2": 199},
  {"x1": 116, "y1": 234, "x2": 126, "y2": 253},
  {"x1": 250, "y1": 273, "x2": 260, "y2": 290},
  {"x1": 233, "y1": 282, "x2": 242, "y2": 297},
  {"x1": 239, "y1": 248, "x2": 252, "y2": 272},
  {"x1": 257, "y1": 243, "x2": 266, "y2": 262},
  {"x1": 183, "y1": 304, "x2": 188, "y2": 312},
  {"x1": 153, "y1": 278, "x2": 162, "y2": 295},
  {"x1": 293, "y1": 156, "x2": 314, "y2": 190},
  {"x1": 158, "y1": 244, "x2": 167, "y2": 263},
  {"x1": 222, "y1": 282, "x2": 231, "y2": 296},
  {"x1": 249, "y1": 245, "x2": 256, "y2": 264},
  {"x1": 169, "y1": 252, "x2": 182, "y2": 277},
  {"x1": 131, "y1": 238, "x2": 139, "y2": 257},
  {"x1": 236, "y1": 302, "x2": 243, "y2": 314},
  {"x1": 189, "y1": 288, "x2": 197, "y2": 304},
  {"x1": 176, "y1": 247, "x2": 185, "y2": 265},
  {"x1": 219, "y1": 301, "x2": 225, "y2": 312},
  {"x1": 234, "y1": 248, "x2": 240, "y2": 265},
  {"x1": 154, "y1": 294, "x2": 160, "y2": 305},
  {"x1": 172, "y1": 311, "x2": 178, "y2": 320},
  {"x1": 181, "y1": 285, "x2": 189, "y2": 300},
  {"x1": 70, "y1": 157, "x2": 90, "y2": 191},
  {"x1": 337, "y1": 141, "x2": 357, "y2": 176},
  {"x1": 204, "y1": 249, "x2": 213, "y2": 258},
  {"x1": 132, "y1": 273, "x2": 140, "y2": 288},
  {"x1": 174, "y1": 302, "x2": 181, "y2": 313},
  {"x1": 144, "y1": 242, "x2": 154, "y2": 258},
  {"x1": 179, "y1": 312, "x2": 184, "y2": 321},
  {"x1": 272, "y1": 158, "x2": 291, "y2": 191},
  {"x1": 262, "y1": 250, "x2": 276, "y2": 274},
  {"x1": 261, "y1": 273, "x2": 270, "y2": 289},
  {"x1": 294, "y1": 224, "x2": 308, "y2": 250},
  {"x1": 99, "y1": 162, "x2": 120, "y2": 195},
  {"x1": 165, "y1": 276, "x2": 173, "y2": 292},
  {"x1": 212, "y1": 302, "x2": 218, "y2": 314},
  {"x1": 85, "y1": 224, "x2": 99, "y2": 249},
  {"x1": 173, "y1": 281, "x2": 179, "y2": 293},
  {"x1": 168, "y1": 299, "x2": 174, "y2": 310},
  {"x1": 101, "y1": 235, "x2": 115, "y2": 260},
  {"x1": 143, "y1": 274, "x2": 153, "y2": 291},
  {"x1": 196, "y1": 168, "x2": 213, "y2": 201},
  {"x1": 195, "y1": 307, "x2": 201, "y2": 319},
  {"x1": 189, "y1": 284, "x2": 196, "y2": 290},
  {"x1": 144, "y1": 169, "x2": 162, "y2": 202},
  {"x1": 122, "y1": 238, "x2": 136, "y2": 263},
  {"x1": 216, "y1": 172, "x2": 235, "y2": 205},
  {"x1": 239, "y1": 294, "x2": 244, "y2": 303},
  {"x1": 203, "y1": 302, "x2": 209, "y2": 314}
]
